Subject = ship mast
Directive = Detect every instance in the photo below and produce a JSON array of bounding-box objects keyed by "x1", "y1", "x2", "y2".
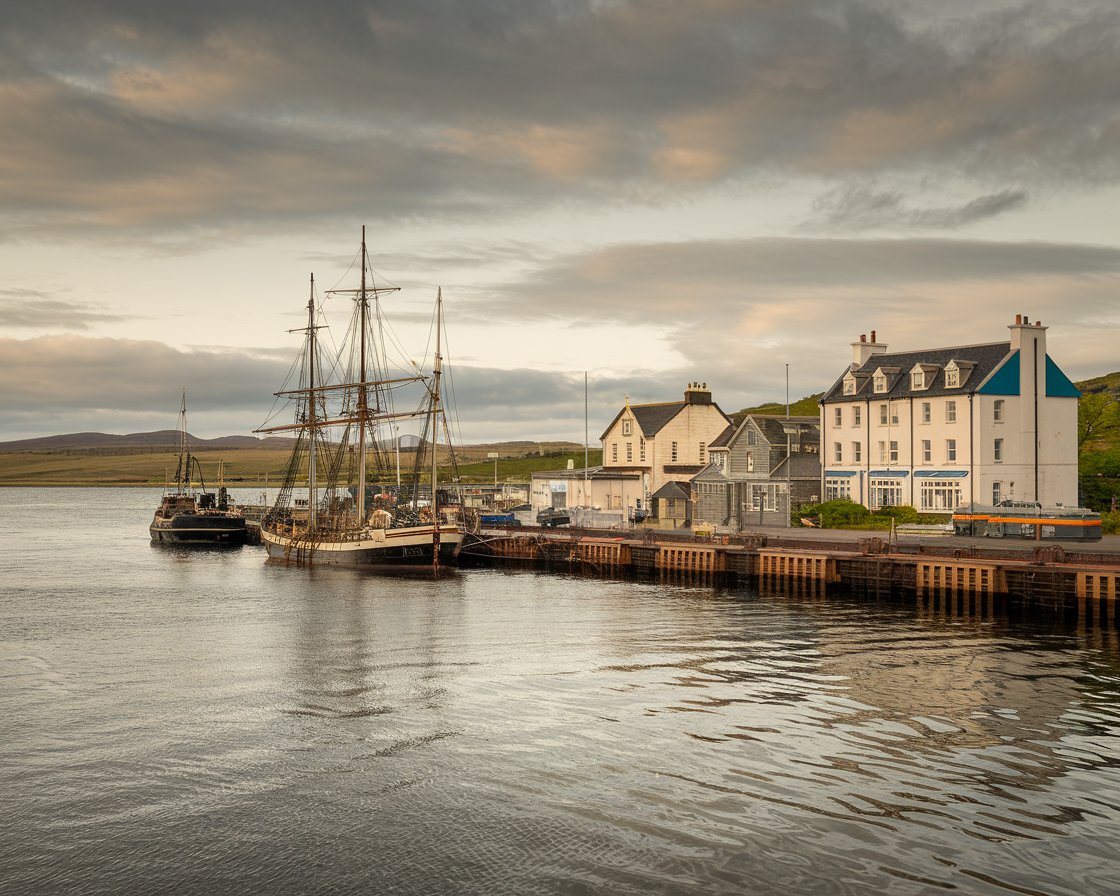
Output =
[
  {"x1": 357, "y1": 226, "x2": 369, "y2": 525},
  {"x1": 431, "y1": 288, "x2": 443, "y2": 572},
  {"x1": 306, "y1": 276, "x2": 318, "y2": 532}
]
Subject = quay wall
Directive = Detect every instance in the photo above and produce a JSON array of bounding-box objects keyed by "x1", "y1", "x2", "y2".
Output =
[{"x1": 462, "y1": 526, "x2": 1120, "y2": 622}]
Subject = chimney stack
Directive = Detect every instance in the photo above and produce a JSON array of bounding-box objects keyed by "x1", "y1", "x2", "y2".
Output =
[{"x1": 851, "y1": 330, "x2": 887, "y2": 368}]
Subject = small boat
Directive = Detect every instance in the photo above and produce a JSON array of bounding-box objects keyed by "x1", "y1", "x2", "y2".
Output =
[
  {"x1": 150, "y1": 393, "x2": 249, "y2": 545},
  {"x1": 253, "y1": 227, "x2": 463, "y2": 569}
]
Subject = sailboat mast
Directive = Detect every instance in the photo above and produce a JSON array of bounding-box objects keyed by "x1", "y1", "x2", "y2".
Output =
[
  {"x1": 307, "y1": 276, "x2": 318, "y2": 532},
  {"x1": 431, "y1": 288, "x2": 443, "y2": 572},
  {"x1": 357, "y1": 226, "x2": 368, "y2": 523},
  {"x1": 176, "y1": 389, "x2": 188, "y2": 492}
]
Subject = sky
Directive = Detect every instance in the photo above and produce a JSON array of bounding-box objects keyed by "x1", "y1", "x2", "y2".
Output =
[{"x1": 2, "y1": 0, "x2": 1119, "y2": 445}]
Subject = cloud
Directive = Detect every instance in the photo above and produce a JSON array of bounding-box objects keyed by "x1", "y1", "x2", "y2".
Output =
[
  {"x1": 1, "y1": 2, "x2": 1119, "y2": 236},
  {"x1": 0, "y1": 291, "x2": 128, "y2": 329},
  {"x1": 807, "y1": 184, "x2": 1029, "y2": 231}
]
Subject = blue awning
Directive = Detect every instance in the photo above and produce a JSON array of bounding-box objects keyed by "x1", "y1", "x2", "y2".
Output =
[
  {"x1": 914, "y1": 470, "x2": 968, "y2": 478},
  {"x1": 825, "y1": 471, "x2": 859, "y2": 478},
  {"x1": 867, "y1": 470, "x2": 909, "y2": 478}
]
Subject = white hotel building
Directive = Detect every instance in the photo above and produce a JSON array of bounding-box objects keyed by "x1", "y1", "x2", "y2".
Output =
[{"x1": 819, "y1": 315, "x2": 1080, "y2": 513}]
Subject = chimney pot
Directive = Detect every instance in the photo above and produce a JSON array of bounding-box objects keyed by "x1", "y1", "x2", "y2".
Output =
[
  {"x1": 1015, "y1": 314, "x2": 1022, "y2": 325},
  {"x1": 860, "y1": 334, "x2": 866, "y2": 343},
  {"x1": 871, "y1": 329, "x2": 877, "y2": 343}
]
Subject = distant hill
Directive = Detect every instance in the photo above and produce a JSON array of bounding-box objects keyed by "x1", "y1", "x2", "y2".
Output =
[
  {"x1": 1077, "y1": 371, "x2": 1120, "y2": 396},
  {"x1": 731, "y1": 393, "x2": 823, "y2": 426},
  {"x1": 0, "y1": 431, "x2": 289, "y2": 453}
]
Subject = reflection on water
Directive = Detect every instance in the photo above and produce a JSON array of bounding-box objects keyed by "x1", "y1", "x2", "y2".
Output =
[{"x1": 1, "y1": 488, "x2": 1119, "y2": 895}]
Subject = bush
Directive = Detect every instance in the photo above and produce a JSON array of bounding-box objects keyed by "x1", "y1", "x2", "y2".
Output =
[
  {"x1": 1102, "y1": 511, "x2": 1120, "y2": 536},
  {"x1": 871, "y1": 505, "x2": 919, "y2": 524},
  {"x1": 794, "y1": 498, "x2": 872, "y2": 529}
]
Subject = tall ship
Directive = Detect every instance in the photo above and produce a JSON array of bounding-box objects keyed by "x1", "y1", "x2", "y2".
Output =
[
  {"x1": 150, "y1": 393, "x2": 249, "y2": 545},
  {"x1": 254, "y1": 228, "x2": 463, "y2": 569}
]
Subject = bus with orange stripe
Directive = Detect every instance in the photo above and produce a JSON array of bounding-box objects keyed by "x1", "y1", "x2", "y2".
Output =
[{"x1": 952, "y1": 502, "x2": 1102, "y2": 541}]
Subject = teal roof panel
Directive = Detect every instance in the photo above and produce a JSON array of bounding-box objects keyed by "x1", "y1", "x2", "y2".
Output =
[
  {"x1": 978, "y1": 351, "x2": 1020, "y2": 395},
  {"x1": 1046, "y1": 356, "x2": 1080, "y2": 397}
]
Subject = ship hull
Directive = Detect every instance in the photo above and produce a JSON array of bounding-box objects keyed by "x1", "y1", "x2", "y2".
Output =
[
  {"x1": 150, "y1": 513, "x2": 249, "y2": 545},
  {"x1": 261, "y1": 523, "x2": 461, "y2": 567}
]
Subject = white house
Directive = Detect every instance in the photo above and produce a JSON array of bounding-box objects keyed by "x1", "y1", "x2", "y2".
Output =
[
  {"x1": 599, "y1": 383, "x2": 733, "y2": 518},
  {"x1": 819, "y1": 315, "x2": 1080, "y2": 513}
]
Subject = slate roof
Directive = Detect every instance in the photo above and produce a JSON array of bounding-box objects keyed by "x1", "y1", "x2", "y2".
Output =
[
  {"x1": 599, "y1": 399, "x2": 731, "y2": 441},
  {"x1": 709, "y1": 424, "x2": 735, "y2": 449},
  {"x1": 750, "y1": 415, "x2": 820, "y2": 446},
  {"x1": 651, "y1": 480, "x2": 692, "y2": 500},
  {"x1": 820, "y1": 342, "x2": 1013, "y2": 404},
  {"x1": 771, "y1": 452, "x2": 823, "y2": 479}
]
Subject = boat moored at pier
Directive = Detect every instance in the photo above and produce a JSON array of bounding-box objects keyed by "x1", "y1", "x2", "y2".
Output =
[
  {"x1": 150, "y1": 393, "x2": 249, "y2": 545},
  {"x1": 254, "y1": 227, "x2": 462, "y2": 569}
]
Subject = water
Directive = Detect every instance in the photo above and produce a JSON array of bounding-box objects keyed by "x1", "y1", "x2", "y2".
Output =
[{"x1": 2, "y1": 488, "x2": 1119, "y2": 895}]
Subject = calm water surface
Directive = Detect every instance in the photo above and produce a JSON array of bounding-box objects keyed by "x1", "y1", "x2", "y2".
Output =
[{"x1": 2, "y1": 488, "x2": 1120, "y2": 895}]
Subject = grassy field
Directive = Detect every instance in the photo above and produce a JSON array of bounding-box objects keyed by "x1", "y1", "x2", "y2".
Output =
[{"x1": 0, "y1": 445, "x2": 603, "y2": 486}]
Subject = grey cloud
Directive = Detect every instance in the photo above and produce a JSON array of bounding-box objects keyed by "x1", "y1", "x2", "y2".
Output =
[
  {"x1": 808, "y1": 185, "x2": 1030, "y2": 231},
  {"x1": 472, "y1": 236, "x2": 1120, "y2": 323},
  {"x1": 0, "y1": 292, "x2": 127, "y2": 329},
  {"x1": 2, "y1": 2, "x2": 1119, "y2": 235}
]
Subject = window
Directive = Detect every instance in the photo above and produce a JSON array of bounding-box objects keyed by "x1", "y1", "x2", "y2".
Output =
[
  {"x1": 994, "y1": 438, "x2": 1003, "y2": 462},
  {"x1": 922, "y1": 439, "x2": 931, "y2": 463},
  {"x1": 946, "y1": 368, "x2": 960, "y2": 388},
  {"x1": 748, "y1": 484, "x2": 779, "y2": 511},
  {"x1": 869, "y1": 478, "x2": 903, "y2": 510},
  {"x1": 946, "y1": 400, "x2": 957, "y2": 423},
  {"x1": 746, "y1": 453, "x2": 754, "y2": 472},
  {"x1": 834, "y1": 442, "x2": 842, "y2": 463},
  {"x1": 626, "y1": 442, "x2": 633, "y2": 462},
  {"x1": 611, "y1": 443, "x2": 618, "y2": 463},
  {"x1": 946, "y1": 439, "x2": 957, "y2": 462},
  {"x1": 889, "y1": 440, "x2": 898, "y2": 463},
  {"x1": 853, "y1": 406, "x2": 862, "y2": 426},
  {"x1": 699, "y1": 442, "x2": 706, "y2": 463},
  {"x1": 921, "y1": 402, "x2": 931, "y2": 424},
  {"x1": 834, "y1": 407, "x2": 843, "y2": 427},
  {"x1": 994, "y1": 399, "x2": 1005, "y2": 423},
  {"x1": 878, "y1": 440, "x2": 887, "y2": 463},
  {"x1": 874, "y1": 373, "x2": 887, "y2": 392},
  {"x1": 921, "y1": 480, "x2": 962, "y2": 512},
  {"x1": 843, "y1": 378, "x2": 856, "y2": 395},
  {"x1": 879, "y1": 404, "x2": 888, "y2": 425},
  {"x1": 890, "y1": 404, "x2": 899, "y2": 425},
  {"x1": 993, "y1": 482, "x2": 1002, "y2": 504},
  {"x1": 670, "y1": 441, "x2": 678, "y2": 462},
  {"x1": 747, "y1": 430, "x2": 756, "y2": 446},
  {"x1": 622, "y1": 419, "x2": 631, "y2": 436},
  {"x1": 911, "y1": 371, "x2": 924, "y2": 390},
  {"x1": 639, "y1": 437, "x2": 646, "y2": 462},
  {"x1": 825, "y1": 478, "x2": 852, "y2": 501},
  {"x1": 852, "y1": 441, "x2": 862, "y2": 463}
]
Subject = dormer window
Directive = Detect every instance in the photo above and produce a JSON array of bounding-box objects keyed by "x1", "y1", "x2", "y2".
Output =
[
  {"x1": 909, "y1": 363, "x2": 940, "y2": 391},
  {"x1": 945, "y1": 366, "x2": 960, "y2": 388},
  {"x1": 873, "y1": 372, "x2": 887, "y2": 393},
  {"x1": 843, "y1": 375, "x2": 856, "y2": 396}
]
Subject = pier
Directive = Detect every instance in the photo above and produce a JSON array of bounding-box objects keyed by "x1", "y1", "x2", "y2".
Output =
[{"x1": 462, "y1": 525, "x2": 1120, "y2": 622}]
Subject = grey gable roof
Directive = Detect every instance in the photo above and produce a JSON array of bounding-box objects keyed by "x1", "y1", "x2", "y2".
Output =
[
  {"x1": 821, "y1": 342, "x2": 1013, "y2": 404},
  {"x1": 709, "y1": 424, "x2": 735, "y2": 449},
  {"x1": 750, "y1": 415, "x2": 820, "y2": 445},
  {"x1": 599, "y1": 399, "x2": 731, "y2": 441},
  {"x1": 599, "y1": 400, "x2": 682, "y2": 441}
]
